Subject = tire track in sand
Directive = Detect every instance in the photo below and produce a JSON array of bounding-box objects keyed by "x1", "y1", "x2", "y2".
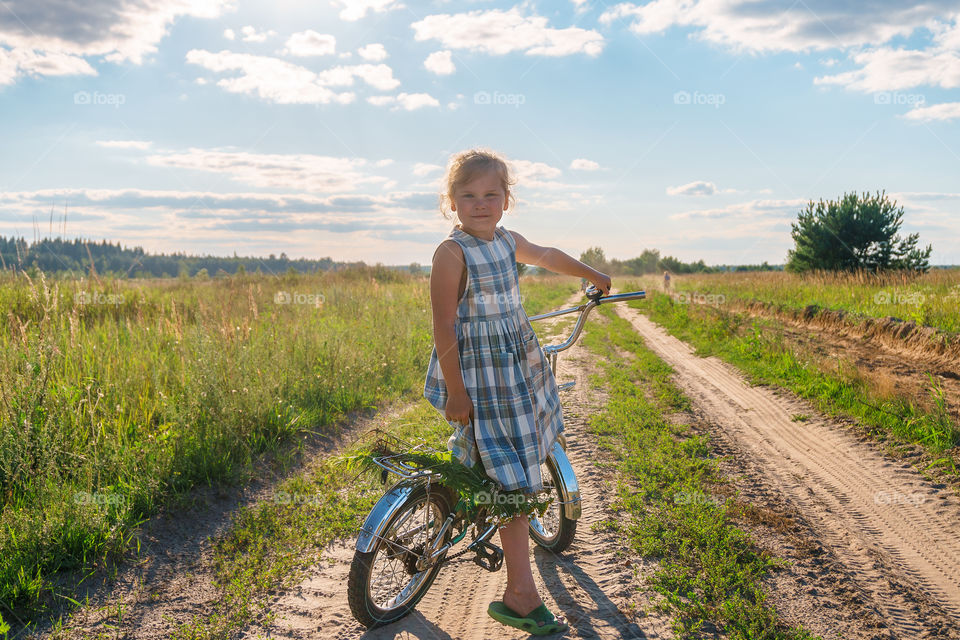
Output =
[{"x1": 614, "y1": 305, "x2": 960, "y2": 639}]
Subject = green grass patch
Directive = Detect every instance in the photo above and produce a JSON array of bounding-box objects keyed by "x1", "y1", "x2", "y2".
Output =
[
  {"x1": 622, "y1": 289, "x2": 959, "y2": 475},
  {"x1": 645, "y1": 269, "x2": 960, "y2": 334},
  {"x1": 167, "y1": 401, "x2": 451, "y2": 640},
  {"x1": 519, "y1": 274, "x2": 581, "y2": 318},
  {"x1": 582, "y1": 306, "x2": 819, "y2": 639}
]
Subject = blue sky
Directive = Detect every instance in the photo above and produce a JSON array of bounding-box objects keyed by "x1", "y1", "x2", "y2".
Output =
[{"x1": 1, "y1": 0, "x2": 958, "y2": 266}]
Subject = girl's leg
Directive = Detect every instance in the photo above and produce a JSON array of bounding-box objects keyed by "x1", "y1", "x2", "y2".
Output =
[{"x1": 498, "y1": 513, "x2": 543, "y2": 615}]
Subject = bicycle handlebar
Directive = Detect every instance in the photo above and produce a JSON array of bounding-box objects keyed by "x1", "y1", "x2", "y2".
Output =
[{"x1": 528, "y1": 286, "x2": 645, "y2": 355}]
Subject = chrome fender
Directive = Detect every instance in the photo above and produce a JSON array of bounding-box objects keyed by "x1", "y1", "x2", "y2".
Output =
[
  {"x1": 547, "y1": 442, "x2": 581, "y2": 520},
  {"x1": 355, "y1": 480, "x2": 418, "y2": 553}
]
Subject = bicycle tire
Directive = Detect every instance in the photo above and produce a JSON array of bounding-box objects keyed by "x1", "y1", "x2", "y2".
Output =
[
  {"x1": 347, "y1": 483, "x2": 454, "y2": 628},
  {"x1": 529, "y1": 455, "x2": 577, "y2": 552}
]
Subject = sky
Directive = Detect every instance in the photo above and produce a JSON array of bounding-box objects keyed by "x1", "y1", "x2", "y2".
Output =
[{"x1": 1, "y1": 0, "x2": 959, "y2": 266}]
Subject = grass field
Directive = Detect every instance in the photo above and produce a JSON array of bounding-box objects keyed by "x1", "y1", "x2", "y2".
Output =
[
  {"x1": 621, "y1": 286, "x2": 960, "y2": 475},
  {"x1": 652, "y1": 269, "x2": 960, "y2": 334},
  {"x1": 0, "y1": 269, "x2": 578, "y2": 630}
]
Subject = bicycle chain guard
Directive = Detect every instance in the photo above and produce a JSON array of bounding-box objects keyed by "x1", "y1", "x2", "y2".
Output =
[{"x1": 472, "y1": 539, "x2": 504, "y2": 572}]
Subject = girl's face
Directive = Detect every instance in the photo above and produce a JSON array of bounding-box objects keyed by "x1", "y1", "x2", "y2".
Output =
[{"x1": 451, "y1": 169, "x2": 509, "y2": 238}]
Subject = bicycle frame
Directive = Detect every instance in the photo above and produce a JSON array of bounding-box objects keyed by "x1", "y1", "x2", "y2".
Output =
[{"x1": 354, "y1": 288, "x2": 646, "y2": 560}]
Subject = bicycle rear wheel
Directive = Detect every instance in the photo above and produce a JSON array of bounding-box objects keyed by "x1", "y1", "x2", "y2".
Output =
[{"x1": 347, "y1": 483, "x2": 454, "y2": 628}]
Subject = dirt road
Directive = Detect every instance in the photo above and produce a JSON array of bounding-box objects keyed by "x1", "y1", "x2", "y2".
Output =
[
  {"x1": 614, "y1": 305, "x2": 960, "y2": 639},
  {"x1": 43, "y1": 295, "x2": 960, "y2": 639},
  {"x1": 242, "y1": 308, "x2": 676, "y2": 639}
]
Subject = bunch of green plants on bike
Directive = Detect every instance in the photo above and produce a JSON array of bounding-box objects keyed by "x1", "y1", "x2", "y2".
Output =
[{"x1": 336, "y1": 433, "x2": 554, "y2": 521}]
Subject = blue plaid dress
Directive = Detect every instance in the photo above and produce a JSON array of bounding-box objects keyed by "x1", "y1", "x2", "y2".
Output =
[{"x1": 424, "y1": 224, "x2": 564, "y2": 493}]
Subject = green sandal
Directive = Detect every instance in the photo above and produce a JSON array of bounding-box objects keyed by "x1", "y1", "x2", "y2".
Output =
[{"x1": 487, "y1": 601, "x2": 569, "y2": 635}]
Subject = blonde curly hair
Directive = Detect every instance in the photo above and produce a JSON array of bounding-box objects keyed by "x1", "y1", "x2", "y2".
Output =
[{"x1": 438, "y1": 148, "x2": 517, "y2": 219}]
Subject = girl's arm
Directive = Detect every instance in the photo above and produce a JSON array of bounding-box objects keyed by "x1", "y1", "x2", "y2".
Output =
[
  {"x1": 430, "y1": 240, "x2": 474, "y2": 425},
  {"x1": 509, "y1": 231, "x2": 612, "y2": 294}
]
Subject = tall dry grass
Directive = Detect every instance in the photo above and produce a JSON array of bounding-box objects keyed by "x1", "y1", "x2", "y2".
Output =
[{"x1": 0, "y1": 267, "x2": 580, "y2": 624}]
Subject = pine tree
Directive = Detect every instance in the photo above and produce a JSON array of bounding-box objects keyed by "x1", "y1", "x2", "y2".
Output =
[{"x1": 786, "y1": 191, "x2": 931, "y2": 273}]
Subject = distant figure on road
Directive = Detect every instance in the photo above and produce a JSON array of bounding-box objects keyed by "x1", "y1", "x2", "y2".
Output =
[{"x1": 663, "y1": 270, "x2": 671, "y2": 291}]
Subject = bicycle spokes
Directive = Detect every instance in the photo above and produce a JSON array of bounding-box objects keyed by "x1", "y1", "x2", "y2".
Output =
[{"x1": 368, "y1": 496, "x2": 444, "y2": 609}]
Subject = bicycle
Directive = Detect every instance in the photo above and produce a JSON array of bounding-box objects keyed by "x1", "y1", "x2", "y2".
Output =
[{"x1": 347, "y1": 285, "x2": 646, "y2": 628}]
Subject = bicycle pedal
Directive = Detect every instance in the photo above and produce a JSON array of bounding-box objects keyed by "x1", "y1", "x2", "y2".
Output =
[{"x1": 472, "y1": 539, "x2": 504, "y2": 572}]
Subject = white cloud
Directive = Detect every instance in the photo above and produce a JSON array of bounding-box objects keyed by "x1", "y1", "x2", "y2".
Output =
[
  {"x1": 412, "y1": 8, "x2": 604, "y2": 57},
  {"x1": 186, "y1": 50, "x2": 405, "y2": 103},
  {"x1": 598, "y1": 1, "x2": 960, "y2": 99},
  {"x1": 367, "y1": 92, "x2": 440, "y2": 110},
  {"x1": 224, "y1": 28, "x2": 236, "y2": 40},
  {"x1": 891, "y1": 191, "x2": 960, "y2": 201},
  {"x1": 0, "y1": 187, "x2": 448, "y2": 261},
  {"x1": 0, "y1": 48, "x2": 96, "y2": 85},
  {"x1": 570, "y1": 158, "x2": 600, "y2": 171},
  {"x1": 598, "y1": 1, "x2": 959, "y2": 54},
  {"x1": 815, "y1": 47, "x2": 960, "y2": 92},
  {"x1": 508, "y1": 159, "x2": 574, "y2": 189},
  {"x1": 670, "y1": 198, "x2": 806, "y2": 220},
  {"x1": 667, "y1": 180, "x2": 717, "y2": 196},
  {"x1": 316, "y1": 63, "x2": 400, "y2": 90},
  {"x1": 96, "y1": 140, "x2": 153, "y2": 150},
  {"x1": 902, "y1": 101, "x2": 960, "y2": 121},
  {"x1": 282, "y1": 31, "x2": 336, "y2": 57},
  {"x1": 241, "y1": 25, "x2": 277, "y2": 43},
  {"x1": 358, "y1": 43, "x2": 388, "y2": 61},
  {"x1": 424, "y1": 50, "x2": 455, "y2": 75},
  {"x1": 511, "y1": 159, "x2": 562, "y2": 180},
  {"x1": 396, "y1": 94, "x2": 439, "y2": 110},
  {"x1": 333, "y1": 0, "x2": 404, "y2": 22},
  {"x1": 0, "y1": 0, "x2": 232, "y2": 86},
  {"x1": 144, "y1": 147, "x2": 391, "y2": 192},
  {"x1": 413, "y1": 162, "x2": 443, "y2": 176}
]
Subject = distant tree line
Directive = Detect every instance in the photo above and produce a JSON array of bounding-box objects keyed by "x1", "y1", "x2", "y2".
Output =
[
  {"x1": 0, "y1": 236, "x2": 347, "y2": 278},
  {"x1": 712, "y1": 262, "x2": 784, "y2": 272},
  {"x1": 577, "y1": 247, "x2": 715, "y2": 275}
]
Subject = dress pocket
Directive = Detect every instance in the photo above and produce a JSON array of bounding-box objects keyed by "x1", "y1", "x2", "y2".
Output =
[{"x1": 491, "y1": 350, "x2": 534, "y2": 421}]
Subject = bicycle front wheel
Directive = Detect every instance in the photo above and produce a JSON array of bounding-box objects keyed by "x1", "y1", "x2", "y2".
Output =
[
  {"x1": 347, "y1": 483, "x2": 453, "y2": 628},
  {"x1": 529, "y1": 453, "x2": 577, "y2": 552}
]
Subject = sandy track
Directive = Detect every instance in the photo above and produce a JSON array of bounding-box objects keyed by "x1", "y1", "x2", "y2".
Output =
[
  {"x1": 32, "y1": 401, "x2": 417, "y2": 640},
  {"x1": 615, "y1": 305, "x2": 960, "y2": 638},
  {"x1": 242, "y1": 309, "x2": 676, "y2": 640}
]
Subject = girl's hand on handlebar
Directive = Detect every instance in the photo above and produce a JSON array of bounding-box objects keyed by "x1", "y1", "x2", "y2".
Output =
[
  {"x1": 589, "y1": 271, "x2": 611, "y2": 296},
  {"x1": 445, "y1": 390, "x2": 474, "y2": 427}
]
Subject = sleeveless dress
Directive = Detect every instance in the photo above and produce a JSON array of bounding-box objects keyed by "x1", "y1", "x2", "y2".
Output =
[{"x1": 423, "y1": 224, "x2": 564, "y2": 493}]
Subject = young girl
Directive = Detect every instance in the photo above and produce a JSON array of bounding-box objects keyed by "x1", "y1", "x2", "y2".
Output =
[{"x1": 423, "y1": 148, "x2": 611, "y2": 635}]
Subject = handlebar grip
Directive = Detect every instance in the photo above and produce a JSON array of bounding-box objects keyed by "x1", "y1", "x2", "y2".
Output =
[{"x1": 585, "y1": 284, "x2": 603, "y2": 302}]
